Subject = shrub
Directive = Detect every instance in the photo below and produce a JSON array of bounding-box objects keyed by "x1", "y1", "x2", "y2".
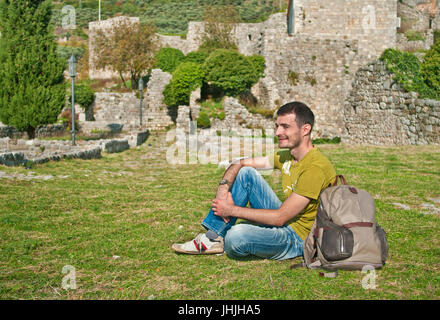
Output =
[
  {"x1": 380, "y1": 48, "x2": 440, "y2": 100},
  {"x1": 203, "y1": 49, "x2": 261, "y2": 96},
  {"x1": 197, "y1": 111, "x2": 211, "y2": 128},
  {"x1": 199, "y1": 97, "x2": 225, "y2": 120},
  {"x1": 69, "y1": 81, "x2": 95, "y2": 110},
  {"x1": 421, "y1": 42, "x2": 440, "y2": 98},
  {"x1": 184, "y1": 50, "x2": 210, "y2": 65},
  {"x1": 313, "y1": 137, "x2": 341, "y2": 145},
  {"x1": 154, "y1": 47, "x2": 185, "y2": 73},
  {"x1": 163, "y1": 62, "x2": 205, "y2": 107},
  {"x1": 247, "y1": 54, "x2": 266, "y2": 78},
  {"x1": 405, "y1": 30, "x2": 425, "y2": 42}
]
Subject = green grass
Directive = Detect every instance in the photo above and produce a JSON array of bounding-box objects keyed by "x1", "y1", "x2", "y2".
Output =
[{"x1": 0, "y1": 133, "x2": 439, "y2": 299}]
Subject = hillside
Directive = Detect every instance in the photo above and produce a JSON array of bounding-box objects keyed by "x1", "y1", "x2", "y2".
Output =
[{"x1": 52, "y1": 0, "x2": 288, "y2": 35}]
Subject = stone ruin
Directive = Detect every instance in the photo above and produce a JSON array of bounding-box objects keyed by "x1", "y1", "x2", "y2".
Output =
[
  {"x1": 1, "y1": 0, "x2": 439, "y2": 167},
  {"x1": 83, "y1": 0, "x2": 438, "y2": 146}
]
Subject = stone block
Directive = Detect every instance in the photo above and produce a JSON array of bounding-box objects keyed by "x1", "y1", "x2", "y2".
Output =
[
  {"x1": 104, "y1": 140, "x2": 130, "y2": 153},
  {"x1": 0, "y1": 152, "x2": 25, "y2": 166}
]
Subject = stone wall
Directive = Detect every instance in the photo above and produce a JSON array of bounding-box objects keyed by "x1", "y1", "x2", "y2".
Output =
[
  {"x1": 0, "y1": 122, "x2": 68, "y2": 139},
  {"x1": 211, "y1": 97, "x2": 275, "y2": 133},
  {"x1": 0, "y1": 130, "x2": 150, "y2": 166},
  {"x1": 176, "y1": 96, "x2": 275, "y2": 134},
  {"x1": 397, "y1": 2, "x2": 435, "y2": 51},
  {"x1": 158, "y1": 22, "x2": 204, "y2": 54},
  {"x1": 293, "y1": 0, "x2": 397, "y2": 60},
  {"x1": 343, "y1": 59, "x2": 440, "y2": 145},
  {"x1": 84, "y1": 69, "x2": 173, "y2": 132},
  {"x1": 255, "y1": 33, "x2": 363, "y2": 138},
  {"x1": 86, "y1": 3, "x2": 399, "y2": 138}
]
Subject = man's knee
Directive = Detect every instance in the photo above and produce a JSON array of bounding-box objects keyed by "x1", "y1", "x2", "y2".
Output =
[
  {"x1": 224, "y1": 224, "x2": 249, "y2": 258},
  {"x1": 236, "y1": 166, "x2": 259, "y2": 183}
]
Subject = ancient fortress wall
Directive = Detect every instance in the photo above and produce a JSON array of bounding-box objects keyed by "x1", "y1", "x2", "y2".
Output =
[
  {"x1": 156, "y1": 3, "x2": 397, "y2": 138},
  {"x1": 293, "y1": 0, "x2": 397, "y2": 59},
  {"x1": 343, "y1": 60, "x2": 440, "y2": 145},
  {"x1": 86, "y1": 1, "x2": 438, "y2": 143}
]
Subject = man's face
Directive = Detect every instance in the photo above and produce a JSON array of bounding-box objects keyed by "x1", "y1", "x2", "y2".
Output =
[{"x1": 275, "y1": 113, "x2": 302, "y2": 150}]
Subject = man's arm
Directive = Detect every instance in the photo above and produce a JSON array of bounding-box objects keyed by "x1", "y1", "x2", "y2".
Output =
[
  {"x1": 216, "y1": 156, "x2": 272, "y2": 200},
  {"x1": 212, "y1": 191, "x2": 310, "y2": 227}
]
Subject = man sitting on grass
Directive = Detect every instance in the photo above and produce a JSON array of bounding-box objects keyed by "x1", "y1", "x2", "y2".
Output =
[{"x1": 172, "y1": 102, "x2": 336, "y2": 260}]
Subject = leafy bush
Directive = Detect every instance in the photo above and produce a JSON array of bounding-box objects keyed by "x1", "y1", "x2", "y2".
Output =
[
  {"x1": 153, "y1": 47, "x2": 186, "y2": 73},
  {"x1": 420, "y1": 42, "x2": 440, "y2": 97},
  {"x1": 247, "y1": 54, "x2": 266, "y2": 78},
  {"x1": 69, "y1": 81, "x2": 95, "y2": 110},
  {"x1": 163, "y1": 62, "x2": 205, "y2": 107},
  {"x1": 313, "y1": 137, "x2": 341, "y2": 145},
  {"x1": 184, "y1": 50, "x2": 210, "y2": 65},
  {"x1": 196, "y1": 110, "x2": 211, "y2": 128},
  {"x1": 380, "y1": 48, "x2": 440, "y2": 100},
  {"x1": 203, "y1": 49, "x2": 261, "y2": 96},
  {"x1": 405, "y1": 30, "x2": 425, "y2": 42}
]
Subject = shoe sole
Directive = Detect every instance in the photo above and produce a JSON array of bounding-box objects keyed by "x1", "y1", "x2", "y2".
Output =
[{"x1": 171, "y1": 244, "x2": 224, "y2": 255}]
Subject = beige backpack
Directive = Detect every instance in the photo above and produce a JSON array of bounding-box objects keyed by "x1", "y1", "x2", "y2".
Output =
[{"x1": 292, "y1": 175, "x2": 388, "y2": 276}]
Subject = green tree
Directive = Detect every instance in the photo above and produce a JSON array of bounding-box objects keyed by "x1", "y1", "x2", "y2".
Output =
[
  {"x1": 203, "y1": 49, "x2": 261, "y2": 96},
  {"x1": 153, "y1": 47, "x2": 185, "y2": 74},
  {"x1": 0, "y1": 0, "x2": 66, "y2": 138},
  {"x1": 163, "y1": 62, "x2": 205, "y2": 107},
  {"x1": 93, "y1": 20, "x2": 159, "y2": 89}
]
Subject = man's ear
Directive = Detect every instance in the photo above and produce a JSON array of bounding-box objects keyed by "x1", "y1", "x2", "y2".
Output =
[{"x1": 302, "y1": 123, "x2": 312, "y2": 137}]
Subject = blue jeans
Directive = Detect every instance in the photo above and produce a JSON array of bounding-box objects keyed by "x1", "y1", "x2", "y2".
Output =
[{"x1": 201, "y1": 167, "x2": 303, "y2": 260}]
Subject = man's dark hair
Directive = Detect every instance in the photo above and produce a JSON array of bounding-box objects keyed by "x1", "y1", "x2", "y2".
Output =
[{"x1": 277, "y1": 101, "x2": 315, "y2": 133}]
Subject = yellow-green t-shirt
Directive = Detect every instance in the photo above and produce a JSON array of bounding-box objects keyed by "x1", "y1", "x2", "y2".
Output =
[{"x1": 273, "y1": 147, "x2": 336, "y2": 240}]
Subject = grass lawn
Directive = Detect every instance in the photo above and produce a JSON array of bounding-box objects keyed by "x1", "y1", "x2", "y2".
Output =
[{"x1": 0, "y1": 132, "x2": 439, "y2": 300}]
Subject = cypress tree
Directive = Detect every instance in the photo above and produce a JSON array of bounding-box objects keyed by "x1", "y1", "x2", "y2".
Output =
[{"x1": 0, "y1": 0, "x2": 66, "y2": 138}]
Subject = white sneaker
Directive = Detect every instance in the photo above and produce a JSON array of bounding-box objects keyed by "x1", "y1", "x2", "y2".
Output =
[{"x1": 172, "y1": 233, "x2": 224, "y2": 255}]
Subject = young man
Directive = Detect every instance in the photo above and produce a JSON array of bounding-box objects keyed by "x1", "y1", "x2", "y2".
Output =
[{"x1": 172, "y1": 102, "x2": 336, "y2": 260}]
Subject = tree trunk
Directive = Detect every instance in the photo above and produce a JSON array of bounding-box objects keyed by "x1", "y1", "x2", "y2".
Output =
[
  {"x1": 119, "y1": 71, "x2": 127, "y2": 88},
  {"x1": 26, "y1": 127, "x2": 36, "y2": 140}
]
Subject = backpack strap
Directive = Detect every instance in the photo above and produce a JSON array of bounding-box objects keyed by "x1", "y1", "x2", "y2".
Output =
[
  {"x1": 289, "y1": 260, "x2": 339, "y2": 278},
  {"x1": 290, "y1": 261, "x2": 307, "y2": 269},
  {"x1": 343, "y1": 222, "x2": 373, "y2": 228},
  {"x1": 332, "y1": 175, "x2": 358, "y2": 194},
  {"x1": 332, "y1": 174, "x2": 347, "y2": 186}
]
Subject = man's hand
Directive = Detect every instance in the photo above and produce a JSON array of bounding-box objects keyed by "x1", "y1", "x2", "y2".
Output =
[{"x1": 212, "y1": 192, "x2": 235, "y2": 223}]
